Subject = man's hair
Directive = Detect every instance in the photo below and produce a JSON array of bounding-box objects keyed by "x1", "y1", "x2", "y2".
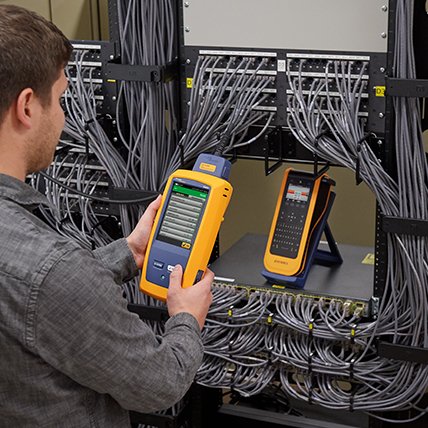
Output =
[{"x1": 0, "y1": 5, "x2": 73, "y2": 124}]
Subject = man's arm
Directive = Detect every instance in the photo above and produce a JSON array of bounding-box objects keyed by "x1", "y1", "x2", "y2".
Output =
[
  {"x1": 31, "y1": 245, "x2": 207, "y2": 413},
  {"x1": 92, "y1": 196, "x2": 162, "y2": 284}
]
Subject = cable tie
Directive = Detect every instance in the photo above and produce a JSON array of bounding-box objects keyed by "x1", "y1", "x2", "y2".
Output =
[
  {"x1": 349, "y1": 387, "x2": 356, "y2": 412},
  {"x1": 355, "y1": 151, "x2": 362, "y2": 186},
  {"x1": 354, "y1": 132, "x2": 376, "y2": 185},
  {"x1": 227, "y1": 306, "x2": 233, "y2": 318},
  {"x1": 313, "y1": 131, "x2": 327, "y2": 175},
  {"x1": 308, "y1": 380, "x2": 314, "y2": 405},
  {"x1": 178, "y1": 142, "x2": 184, "y2": 168},
  {"x1": 349, "y1": 358, "x2": 355, "y2": 381},
  {"x1": 230, "y1": 362, "x2": 237, "y2": 391},
  {"x1": 227, "y1": 305, "x2": 234, "y2": 324},
  {"x1": 308, "y1": 319, "x2": 314, "y2": 338},
  {"x1": 307, "y1": 351, "x2": 314, "y2": 375},
  {"x1": 84, "y1": 118, "x2": 96, "y2": 131},
  {"x1": 350, "y1": 324, "x2": 357, "y2": 345},
  {"x1": 267, "y1": 346, "x2": 273, "y2": 366}
]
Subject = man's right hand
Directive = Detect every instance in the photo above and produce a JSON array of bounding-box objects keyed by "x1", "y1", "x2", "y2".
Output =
[{"x1": 167, "y1": 265, "x2": 213, "y2": 330}]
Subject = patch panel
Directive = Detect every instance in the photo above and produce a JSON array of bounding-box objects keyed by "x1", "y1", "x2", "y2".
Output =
[{"x1": 212, "y1": 282, "x2": 372, "y2": 317}]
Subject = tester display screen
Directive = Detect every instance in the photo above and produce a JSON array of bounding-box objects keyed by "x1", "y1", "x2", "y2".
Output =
[
  {"x1": 157, "y1": 182, "x2": 208, "y2": 249},
  {"x1": 286, "y1": 184, "x2": 310, "y2": 202}
]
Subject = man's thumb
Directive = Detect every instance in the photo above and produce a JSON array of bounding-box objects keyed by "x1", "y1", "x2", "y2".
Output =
[{"x1": 169, "y1": 265, "x2": 183, "y2": 289}]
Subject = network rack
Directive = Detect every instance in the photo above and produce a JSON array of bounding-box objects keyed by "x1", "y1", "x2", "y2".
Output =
[
  {"x1": 73, "y1": 1, "x2": 428, "y2": 427},
  {"x1": 178, "y1": 1, "x2": 428, "y2": 427}
]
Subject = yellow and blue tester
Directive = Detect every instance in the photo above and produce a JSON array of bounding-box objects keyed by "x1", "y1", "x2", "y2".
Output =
[{"x1": 140, "y1": 153, "x2": 233, "y2": 301}]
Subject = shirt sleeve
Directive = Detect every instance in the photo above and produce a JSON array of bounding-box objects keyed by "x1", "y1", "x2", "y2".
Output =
[
  {"x1": 31, "y1": 245, "x2": 203, "y2": 413},
  {"x1": 93, "y1": 238, "x2": 139, "y2": 284}
]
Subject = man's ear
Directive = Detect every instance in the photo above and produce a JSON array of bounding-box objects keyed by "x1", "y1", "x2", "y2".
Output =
[{"x1": 15, "y1": 88, "x2": 37, "y2": 130}]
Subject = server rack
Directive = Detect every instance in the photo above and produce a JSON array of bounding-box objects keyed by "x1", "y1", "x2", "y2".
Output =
[{"x1": 48, "y1": 1, "x2": 428, "y2": 427}]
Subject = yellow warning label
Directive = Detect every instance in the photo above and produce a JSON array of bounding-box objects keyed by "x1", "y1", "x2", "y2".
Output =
[
  {"x1": 362, "y1": 253, "x2": 375, "y2": 265},
  {"x1": 200, "y1": 162, "x2": 216, "y2": 173},
  {"x1": 186, "y1": 78, "x2": 193, "y2": 89},
  {"x1": 375, "y1": 86, "x2": 386, "y2": 97}
]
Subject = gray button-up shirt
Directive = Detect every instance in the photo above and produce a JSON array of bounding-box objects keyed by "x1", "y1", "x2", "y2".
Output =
[{"x1": 0, "y1": 174, "x2": 203, "y2": 427}]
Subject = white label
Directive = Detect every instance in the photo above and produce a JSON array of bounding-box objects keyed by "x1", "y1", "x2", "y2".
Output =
[{"x1": 277, "y1": 60, "x2": 286, "y2": 72}]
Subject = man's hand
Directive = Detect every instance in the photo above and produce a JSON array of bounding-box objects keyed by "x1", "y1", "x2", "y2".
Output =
[
  {"x1": 126, "y1": 195, "x2": 161, "y2": 268},
  {"x1": 167, "y1": 265, "x2": 213, "y2": 330}
]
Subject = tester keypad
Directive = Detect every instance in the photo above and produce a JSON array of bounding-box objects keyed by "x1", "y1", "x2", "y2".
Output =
[{"x1": 271, "y1": 177, "x2": 312, "y2": 258}]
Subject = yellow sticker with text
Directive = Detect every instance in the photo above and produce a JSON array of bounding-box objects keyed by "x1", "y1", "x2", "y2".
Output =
[
  {"x1": 200, "y1": 163, "x2": 216, "y2": 173},
  {"x1": 186, "y1": 78, "x2": 193, "y2": 89},
  {"x1": 375, "y1": 86, "x2": 386, "y2": 97},
  {"x1": 181, "y1": 242, "x2": 191, "y2": 249},
  {"x1": 362, "y1": 253, "x2": 375, "y2": 265}
]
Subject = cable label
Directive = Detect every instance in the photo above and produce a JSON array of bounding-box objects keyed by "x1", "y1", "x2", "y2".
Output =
[{"x1": 186, "y1": 78, "x2": 193, "y2": 88}]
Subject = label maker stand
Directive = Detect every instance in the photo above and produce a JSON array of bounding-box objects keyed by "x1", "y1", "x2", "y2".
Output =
[{"x1": 262, "y1": 193, "x2": 343, "y2": 289}]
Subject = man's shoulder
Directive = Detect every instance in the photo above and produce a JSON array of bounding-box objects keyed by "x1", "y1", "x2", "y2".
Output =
[{"x1": 0, "y1": 199, "x2": 80, "y2": 283}]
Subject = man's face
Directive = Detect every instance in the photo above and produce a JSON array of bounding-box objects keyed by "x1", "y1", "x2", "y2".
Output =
[{"x1": 27, "y1": 70, "x2": 68, "y2": 173}]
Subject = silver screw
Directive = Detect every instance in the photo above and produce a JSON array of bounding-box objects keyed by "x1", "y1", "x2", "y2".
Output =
[
  {"x1": 381, "y1": 32, "x2": 387, "y2": 39},
  {"x1": 379, "y1": 113, "x2": 384, "y2": 118},
  {"x1": 112, "y1": 120, "x2": 117, "y2": 125},
  {"x1": 109, "y1": 55, "x2": 114, "y2": 60},
  {"x1": 186, "y1": 59, "x2": 191, "y2": 64},
  {"x1": 184, "y1": 1, "x2": 190, "y2": 7},
  {"x1": 185, "y1": 26, "x2": 190, "y2": 33},
  {"x1": 187, "y1": 101, "x2": 191, "y2": 106},
  {"x1": 381, "y1": 5, "x2": 388, "y2": 12},
  {"x1": 113, "y1": 137, "x2": 118, "y2": 142},
  {"x1": 380, "y1": 67, "x2": 385, "y2": 73},
  {"x1": 112, "y1": 96, "x2": 117, "y2": 101},
  {"x1": 377, "y1": 140, "x2": 383, "y2": 146}
]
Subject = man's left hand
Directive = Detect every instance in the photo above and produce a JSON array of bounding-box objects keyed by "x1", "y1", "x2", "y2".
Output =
[{"x1": 126, "y1": 195, "x2": 162, "y2": 268}]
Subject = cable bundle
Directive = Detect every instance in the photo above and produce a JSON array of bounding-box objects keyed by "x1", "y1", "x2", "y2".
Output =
[
  {"x1": 163, "y1": 55, "x2": 275, "y2": 182},
  {"x1": 279, "y1": 0, "x2": 428, "y2": 420},
  {"x1": 116, "y1": 0, "x2": 177, "y2": 193}
]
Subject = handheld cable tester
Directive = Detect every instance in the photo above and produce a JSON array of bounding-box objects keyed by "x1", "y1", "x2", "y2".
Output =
[
  {"x1": 140, "y1": 154, "x2": 233, "y2": 301},
  {"x1": 264, "y1": 168, "x2": 334, "y2": 278}
]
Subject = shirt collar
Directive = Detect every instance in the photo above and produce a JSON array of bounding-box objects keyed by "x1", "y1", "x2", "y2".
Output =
[{"x1": 0, "y1": 173, "x2": 49, "y2": 208}]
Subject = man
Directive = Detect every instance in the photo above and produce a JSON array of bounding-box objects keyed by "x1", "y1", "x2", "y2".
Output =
[{"x1": 0, "y1": 5, "x2": 213, "y2": 427}]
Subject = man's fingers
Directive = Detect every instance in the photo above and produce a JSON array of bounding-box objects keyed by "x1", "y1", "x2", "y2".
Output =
[
  {"x1": 140, "y1": 195, "x2": 161, "y2": 225},
  {"x1": 168, "y1": 265, "x2": 183, "y2": 291},
  {"x1": 199, "y1": 268, "x2": 214, "y2": 285}
]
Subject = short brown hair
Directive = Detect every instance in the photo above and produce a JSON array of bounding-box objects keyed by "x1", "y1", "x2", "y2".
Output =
[{"x1": 0, "y1": 5, "x2": 73, "y2": 124}]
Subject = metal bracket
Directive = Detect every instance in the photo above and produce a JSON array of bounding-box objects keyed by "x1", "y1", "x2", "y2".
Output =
[
  {"x1": 106, "y1": 58, "x2": 179, "y2": 83},
  {"x1": 264, "y1": 126, "x2": 283, "y2": 176},
  {"x1": 386, "y1": 77, "x2": 428, "y2": 98},
  {"x1": 377, "y1": 341, "x2": 428, "y2": 365},
  {"x1": 381, "y1": 215, "x2": 428, "y2": 237},
  {"x1": 108, "y1": 187, "x2": 158, "y2": 202}
]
